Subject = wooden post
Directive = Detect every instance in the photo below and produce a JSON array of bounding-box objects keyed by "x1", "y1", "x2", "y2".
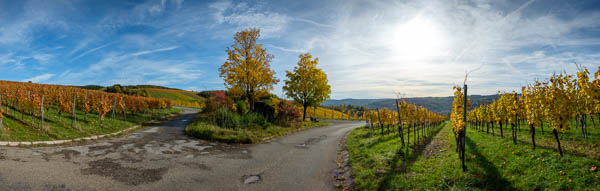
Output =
[
  {"x1": 376, "y1": 108, "x2": 383, "y2": 136},
  {"x1": 72, "y1": 95, "x2": 77, "y2": 128},
  {"x1": 112, "y1": 98, "x2": 116, "y2": 121},
  {"x1": 123, "y1": 99, "x2": 127, "y2": 120},
  {"x1": 40, "y1": 95, "x2": 44, "y2": 130},
  {"x1": 0, "y1": 93, "x2": 2, "y2": 129},
  {"x1": 462, "y1": 84, "x2": 468, "y2": 172},
  {"x1": 513, "y1": 93, "x2": 518, "y2": 144},
  {"x1": 395, "y1": 99, "x2": 404, "y2": 147}
]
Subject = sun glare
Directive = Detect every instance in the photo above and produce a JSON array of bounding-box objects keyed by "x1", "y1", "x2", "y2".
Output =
[{"x1": 391, "y1": 16, "x2": 446, "y2": 60}]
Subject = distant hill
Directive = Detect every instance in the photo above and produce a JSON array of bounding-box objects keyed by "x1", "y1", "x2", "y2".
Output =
[
  {"x1": 322, "y1": 95, "x2": 498, "y2": 115},
  {"x1": 76, "y1": 84, "x2": 174, "y2": 91}
]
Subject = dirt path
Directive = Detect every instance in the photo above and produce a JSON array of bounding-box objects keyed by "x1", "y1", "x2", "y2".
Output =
[{"x1": 0, "y1": 107, "x2": 363, "y2": 191}]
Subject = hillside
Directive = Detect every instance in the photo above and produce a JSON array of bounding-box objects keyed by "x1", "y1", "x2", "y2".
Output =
[
  {"x1": 145, "y1": 88, "x2": 205, "y2": 108},
  {"x1": 322, "y1": 95, "x2": 498, "y2": 114},
  {"x1": 75, "y1": 85, "x2": 205, "y2": 108}
]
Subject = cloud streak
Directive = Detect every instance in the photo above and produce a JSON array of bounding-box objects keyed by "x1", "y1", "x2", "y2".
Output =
[
  {"x1": 24, "y1": 73, "x2": 54, "y2": 83},
  {"x1": 131, "y1": 46, "x2": 179, "y2": 56},
  {"x1": 70, "y1": 42, "x2": 114, "y2": 62}
]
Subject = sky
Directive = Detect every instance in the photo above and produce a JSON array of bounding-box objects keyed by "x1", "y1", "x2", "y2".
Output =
[{"x1": 0, "y1": 0, "x2": 599, "y2": 99}]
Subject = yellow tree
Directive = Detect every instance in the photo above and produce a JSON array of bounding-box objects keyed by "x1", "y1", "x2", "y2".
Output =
[
  {"x1": 220, "y1": 28, "x2": 279, "y2": 111},
  {"x1": 283, "y1": 53, "x2": 331, "y2": 121}
]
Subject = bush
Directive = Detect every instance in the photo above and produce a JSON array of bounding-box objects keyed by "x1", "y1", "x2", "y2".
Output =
[
  {"x1": 275, "y1": 100, "x2": 301, "y2": 126},
  {"x1": 254, "y1": 101, "x2": 276, "y2": 122},
  {"x1": 235, "y1": 100, "x2": 248, "y2": 115},
  {"x1": 210, "y1": 107, "x2": 241, "y2": 129},
  {"x1": 206, "y1": 107, "x2": 270, "y2": 129},
  {"x1": 204, "y1": 91, "x2": 234, "y2": 112},
  {"x1": 185, "y1": 122, "x2": 252, "y2": 143},
  {"x1": 242, "y1": 112, "x2": 269, "y2": 128}
]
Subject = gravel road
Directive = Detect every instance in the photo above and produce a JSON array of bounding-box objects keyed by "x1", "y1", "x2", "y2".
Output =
[{"x1": 0, "y1": 107, "x2": 363, "y2": 191}]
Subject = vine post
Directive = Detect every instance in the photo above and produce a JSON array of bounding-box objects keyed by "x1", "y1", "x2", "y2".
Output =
[
  {"x1": 462, "y1": 84, "x2": 467, "y2": 172},
  {"x1": 72, "y1": 95, "x2": 77, "y2": 129},
  {"x1": 40, "y1": 95, "x2": 44, "y2": 130},
  {"x1": 395, "y1": 99, "x2": 405, "y2": 147}
]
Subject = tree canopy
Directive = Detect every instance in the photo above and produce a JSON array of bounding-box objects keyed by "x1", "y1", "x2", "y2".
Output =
[
  {"x1": 219, "y1": 28, "x2": 279, "y2": 111},
  {"x1": 283, "y1": 53, "x2": 331, "y2": 120}
]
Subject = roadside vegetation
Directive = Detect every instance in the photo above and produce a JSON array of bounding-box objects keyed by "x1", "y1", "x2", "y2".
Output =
[{"x1": 185, "y1": 28, "x2": 334, "y2": 144}]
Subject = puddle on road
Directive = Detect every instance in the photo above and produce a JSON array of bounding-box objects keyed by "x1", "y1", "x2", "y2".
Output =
[{"x1": 82, "y1": 158, "x2": 168, "y2": 186}]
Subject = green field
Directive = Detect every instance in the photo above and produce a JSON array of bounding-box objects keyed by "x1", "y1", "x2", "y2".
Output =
[{"x1": 346, "y1": 122, "x2": 600, "y2": 190}]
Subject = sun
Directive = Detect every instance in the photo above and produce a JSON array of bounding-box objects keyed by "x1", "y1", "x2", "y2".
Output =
[{"x1": 390, "y1": 16, "x2": 446, "y2": 61}]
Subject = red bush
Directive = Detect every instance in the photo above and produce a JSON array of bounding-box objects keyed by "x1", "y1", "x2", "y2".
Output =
[
  {"x1": 276, "y1": 100, "x2": 301, "y2": 126},
  {"x1": 205, "y1": 91, "x2": 234, "y2": 112}
]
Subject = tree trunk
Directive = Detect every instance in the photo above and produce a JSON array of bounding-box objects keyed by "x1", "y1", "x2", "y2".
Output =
[
  {"x1": 407, "y1": 124, "x2": 411, "y2": 146},
  {"x1": 413, "y1": 123, "x2": 416, "y2": 144},
  {"x1": 499, "y1": 121, "x2": 503, "y2": 137},
  {"x1": 581, "y1": 115, "x2": 587, "y2": 139},
  {"x1": 530, "y1": 124, "x2": 536, "y2": 150},
  {"x1": 376, "y1": 108, "x2": 383, "y2": 136},
  {"x1": 553, "y1": 128, "x2": 563, "y2": 157},
  {"x1": 248, "y1": 93, "x2": 255, "y2": 112},
  {"x1": 512, "y1": 123, "x2": 517, "y2": 144},
  {"x1": 302, "y1": 104, "x2": 307, "y2": 121}
]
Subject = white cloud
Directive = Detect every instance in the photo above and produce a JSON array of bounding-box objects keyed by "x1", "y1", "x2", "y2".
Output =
[
  {"x1": 24, "y1": 73, "x2": 54, "y2": 83},
  {"x1": 209, "y1": 0, "x2": 290, "y2": 37},
  {"x1": 131, "y1": 46, "x2": 179, "y2": 56},
  {"x1": 277, "y1": 0, "x2": 600, "y2": 98}
]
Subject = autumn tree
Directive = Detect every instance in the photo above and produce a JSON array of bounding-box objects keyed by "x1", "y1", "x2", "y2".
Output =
[
  {"x1": 283, "y1": 53, "x2": 331, "y2": 121},
  {"x1": 220, "y1": 28, "x2": 279, "y2": 112}
]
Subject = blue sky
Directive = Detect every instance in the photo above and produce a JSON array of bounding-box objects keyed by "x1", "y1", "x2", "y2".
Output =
[{"x1": 0, "y1": 0, "x2": 599, "y2": 99}]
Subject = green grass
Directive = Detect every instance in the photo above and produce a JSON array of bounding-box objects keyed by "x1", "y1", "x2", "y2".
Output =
[
  {"x1": 346, "y1": 122, "x2": 600, "y2": 190},
  {"x1": 185, "y1": 116, "x2": 331, "y2": 144},
  {"x1": 473, "y1": 118, "x2": 600, "y2": 159},
  {"x1": 0, "y1": 106, "x2": 181, "y2": 141}
]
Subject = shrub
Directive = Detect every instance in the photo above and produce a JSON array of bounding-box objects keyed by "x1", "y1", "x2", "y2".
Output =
[
  {"x1": 204, "y1": 91, "x2": 234, "y2": 112},
  {"x1": 210, "y1": 107, "x2": 240, "y2": 129},
  {"x1": 185, "y1": 122, "x2": 252, "y2": 143},
  {"x1": 242, "y1": 112, "x2": 269, "y2": 128},
  {"x1": 235, "y1": 100, "x2": 248, "y2": 115},
  {"x1": 207, "y1": 107, "x2": 271, "y2": 129},
  {"x1": 275, "y1": 100, "x2": 301, "y2": 126},
  {"x1": 254, "y1": 101, "x2": 276, "y2": 122}
]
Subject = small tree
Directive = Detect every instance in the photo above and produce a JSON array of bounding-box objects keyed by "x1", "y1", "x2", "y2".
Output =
[
  {"x1": 283, "y1": 53, "x2": 331, "y2": 121},
  {"x1": 220, "y1": 28, "x2": 279, "y2": 112}
]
